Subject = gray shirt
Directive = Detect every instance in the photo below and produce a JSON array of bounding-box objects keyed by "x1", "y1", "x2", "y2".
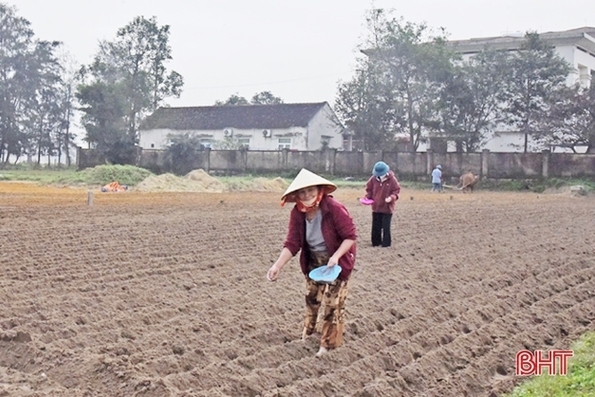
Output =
[{"x1": 305, "y1": 210, "x2": 327, "y2": 252}]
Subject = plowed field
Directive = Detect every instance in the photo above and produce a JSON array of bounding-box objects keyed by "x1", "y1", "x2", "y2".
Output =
[{"x1": 1, "y1": 182, "x2": 594, "y2": 396}]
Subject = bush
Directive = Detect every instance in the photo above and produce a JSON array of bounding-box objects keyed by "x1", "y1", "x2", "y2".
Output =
[
  {"x1": 76, "y1": 165, "x2": 153, "y2": 186},
  {"x1": 165, "y1": 133, "x2": 205, "y2": 175}
]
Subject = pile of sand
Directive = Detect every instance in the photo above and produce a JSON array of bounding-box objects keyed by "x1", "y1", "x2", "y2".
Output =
[
  {"x1": 185, "y1": 169, "x2": 226, "y2": 191},
  {"x1": 134, "y1": 170, "x2": 288, "y2": 193},
  {"x1": 135, "y1": 171, "x2": 225, "y2": 193},
  {"x1": 226, "y1": 176, "x2": 289, "y2": 192},
  {"x1": 542, "y1": 185, "x2": 590, "y2": 197},
  {"x1": 252, "y1": 177, "x2": 289, "y2": 192}
]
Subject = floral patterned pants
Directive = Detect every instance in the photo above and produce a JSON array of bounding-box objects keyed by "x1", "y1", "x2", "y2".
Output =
[{"x1": 304, "y1": 251, "x2": 349, "y2": 349}]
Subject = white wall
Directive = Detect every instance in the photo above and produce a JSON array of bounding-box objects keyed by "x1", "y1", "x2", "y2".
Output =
[
  {"x1": 484, "y1": 131, "x2": 537, "y2": 152},
  {"x1": 139, "y1": 128, "x2": 173, "y2": 149},
  {"x1": 452, "y1": 42, "x2": 595, "y2": 153},
  {"x1": 139, "y1": 127, "x2": 310, "y2": 150},
  {"x1": 250, "y1": 127, "x2": 307, "y2": 150},
  {"x1": 555, "y1": 45, "x2": 595, "y2": 86},
  {"x1": 139, "y1": 105, "x2": 346, "y2": 151},
  {"x1": 306, "y1": 104, "x2": 344, "y2": 150}
]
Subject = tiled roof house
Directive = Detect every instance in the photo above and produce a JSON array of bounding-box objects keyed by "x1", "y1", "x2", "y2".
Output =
[{"x1": 139, "y1": 102, "x2": 350, "y2": 151}]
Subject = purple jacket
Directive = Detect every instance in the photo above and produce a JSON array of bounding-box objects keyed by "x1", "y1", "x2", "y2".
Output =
[
  {"x1": 283, "y1": 195, "x2": 357, "y2": 281},
  {"x1": 365, "y1": 170, "x2": 401, "y2": 214}
]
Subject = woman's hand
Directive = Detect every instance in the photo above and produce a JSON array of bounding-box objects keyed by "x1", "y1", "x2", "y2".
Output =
[
  {"x1": 328, "y1": 239, "x2": 355, "y2": 268},
  {"x1": 267, "y1": 248, "x2": 293, "y2": 282},
  {"x1": 267, "y1": 263, "x2": 281, "y2": 281},
  {"x1": 327, "y1": 255, "x2": 339, "y2": 267},
  {"x1": 385, "y1": 196, "x2": 392, "y2": 203}
]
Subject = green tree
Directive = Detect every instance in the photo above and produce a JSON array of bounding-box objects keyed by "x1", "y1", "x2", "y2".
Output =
[
  {"x1": 502, "y1": 32, "x2": 571, "y2": 152},
  {"x1": 0, "y1": 4, "x2": 68, "y2": 166},
  {"x1": 537, "y1": 83, "x2": 595, "y2": 153},
  {"x1": 212, "y1": 136, "x2": 245, "y2": 150},
  {"x1": 251, "y1": 91, "x2": 283, "y2": 105},
  {"x1": 335, "y1": 59, "x2": 397, "y2": 150},
  {"x1": 165, "y1": 132, "x2": 204, "y2": 175},
  {"x1": 77, "y1": 15, "x2": 183, "y2": 163},
  {"x1": 215, "y1": 91, "x2": 284, "y2": 106},
  {"x1": 214, "y1": 93, "x2": 249, "y2": 106},
  {"x1": 76, "y1": 81, "x2": 132, "y2": 164},
  {"x1": 24, "y1": 40, "x2": 63, "y2": 166},
  {"x1": 358, "y1": 9, "x2": 456, "y2": 151},
  {"x1": 437, "y1": 49, "x2": 509, "y2": 152},
  {"x1": 54, "y1": 51, "x2": 80, "y2": 167},
  {"x1": 106, "y1": 16, "x2": 183, "y2": 139},
  {"x1": 0, "y1": 3, "x2": 36, "y2": 164}
]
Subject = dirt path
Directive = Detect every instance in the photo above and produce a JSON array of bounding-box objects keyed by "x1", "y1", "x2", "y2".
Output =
[{"x1": 1, "y1": 182, "x2": 594, "y2": 396}]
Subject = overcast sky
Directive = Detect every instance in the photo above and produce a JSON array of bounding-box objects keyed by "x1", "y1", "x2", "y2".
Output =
[{"x1": 10, "y1": 0, "x2": 595, "y2": 109}]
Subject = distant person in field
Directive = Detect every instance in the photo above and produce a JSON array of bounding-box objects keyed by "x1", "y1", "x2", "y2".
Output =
[
  {"x1": 363, "y1": 161, "x2": 401, "y2": 247},
  {"x1": 431, "y1": 165, "x2": 444, "y2": 192},
  {"x1": 267, "y1": 168, "x2": 357, "y2": 357}
]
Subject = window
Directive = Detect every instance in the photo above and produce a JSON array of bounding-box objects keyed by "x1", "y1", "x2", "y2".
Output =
[
  {"x1": 278, "y1": 138, "x2": 291, "y2": 149},
  {"x1": 200, "y1": 139, "x2": 212, "y2": 149},
  {"x1": 150, "y1": 143, "x2": 155, "y2": 148},
  {"x1": 578, "y1": 64, "x2": 590, "y2": 88},
  {"x1": 237, "y1": 138, "x2": 250, "y2": 149}
]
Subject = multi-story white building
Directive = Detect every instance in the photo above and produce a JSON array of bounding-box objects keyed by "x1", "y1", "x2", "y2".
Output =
[{"x1": 446, "y1": 27, "x2": 595, "y2": 153}]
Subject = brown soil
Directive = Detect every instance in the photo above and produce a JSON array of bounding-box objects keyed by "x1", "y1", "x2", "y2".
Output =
[{"x1": 1, "y1": 182, "x2": 594, "y2": 396}]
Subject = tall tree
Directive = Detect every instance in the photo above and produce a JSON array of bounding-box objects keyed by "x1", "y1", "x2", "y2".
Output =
[
  {"x1": 437, "y1": 49, "x2": 509, "y2": 152},
  {"x1": 54, "y1": 50, "x2": 80, "y2": 167},
  {"x1": 76, "y1": 80, "x2": 131, "y2": 164},
  {"x1": 536, "y1": 83, "x2": 595, "y2": 153},
  {"x1": 0, "y1": 3, "x2": 34, "y2": 164},
  {"x1": 358, "y1": 9, "x2": 456, "y2": 151},
  {"x1": 335, "y1": 59, "x2": 397, "y2": 150},
  {"x1": 23, "y1": 40, "x2": 63, "y2": 166},
  {"x1": 107, "y1": 16, "x2": 183, "y2": 139},
  {"x1": 502, "y1": 32, "x2": 570, "y2": 152},
  {"x1": 78, "y1": 15, "x2": 183, "y2": 163},
  {"x1": 0, "y1": 4, "x2": 67, "y2": 166}
]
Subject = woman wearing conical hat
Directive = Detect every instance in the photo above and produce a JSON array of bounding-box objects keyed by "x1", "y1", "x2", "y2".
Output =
[{"x1": 267, "y1": 168, "x2": 357, "y2": 357}]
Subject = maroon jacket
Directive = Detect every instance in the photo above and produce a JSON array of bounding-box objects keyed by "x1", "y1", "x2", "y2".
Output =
[
  {"x1": 283, "y1": 195, "x2": 357, "y2": 281},
  {"x1": 365, "y1": 170, "x2": 401, "y2": 214}
]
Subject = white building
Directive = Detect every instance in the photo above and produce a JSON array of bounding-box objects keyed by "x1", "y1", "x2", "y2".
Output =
[
  {"x1": 139, "y1": 102, "x2": 350, "y2": 151},
  {"x1": 446, "y1": 26, "x2": 595, "y2": 152}
]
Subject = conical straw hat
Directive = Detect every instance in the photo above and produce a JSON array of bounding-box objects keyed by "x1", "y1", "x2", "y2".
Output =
[{"x1": 281, "y1": 168, "x2": 337, "y2": 203}]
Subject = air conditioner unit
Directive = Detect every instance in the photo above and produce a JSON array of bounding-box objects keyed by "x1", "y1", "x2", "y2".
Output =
[
  {"x1": 223, "y1": 128, "x2": 233, "y2": 137},
  {"x1": 262, "y1": 129, "x2": 272, "y2": 138}
]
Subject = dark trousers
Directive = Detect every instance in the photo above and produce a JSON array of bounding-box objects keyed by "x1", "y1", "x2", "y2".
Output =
[{"x1": 371, "y1": 212, "x2": 392, "y2": 247}]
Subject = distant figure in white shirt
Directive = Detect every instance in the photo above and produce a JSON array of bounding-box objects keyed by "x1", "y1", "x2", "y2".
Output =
[{"x1": 431, "y1": 165, "x2": 444, "y2": 192}]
